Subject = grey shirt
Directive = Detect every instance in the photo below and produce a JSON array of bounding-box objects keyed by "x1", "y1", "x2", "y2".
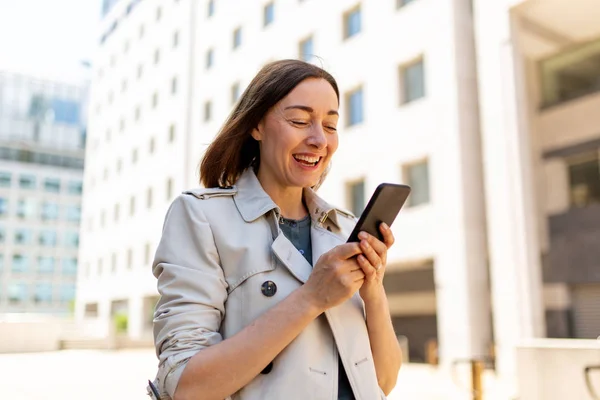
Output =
[{"x1": 279, "y1": 215, "x2": 355, "y2": 400}]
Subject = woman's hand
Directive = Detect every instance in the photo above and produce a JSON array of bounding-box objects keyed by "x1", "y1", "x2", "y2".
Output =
[
  {"x1": 302, "y1": 242, "x2": 365, "y2": 312},
  {"x1": 356, "y1": 223, "x2": 395, "y2": 304}
]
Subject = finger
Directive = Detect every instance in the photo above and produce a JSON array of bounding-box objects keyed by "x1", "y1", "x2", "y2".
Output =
[
  {"x1": 335, "y1": 242, "x2": 363, "y2": 260},
  {"x1": 358, "y1": 239, "x2": 382, "y2": 270},
  {"x1": 379, "y1": 223, "x2": 395, "y2": 248},
  {"x1": 349, "y1": 269, "x2": 366, "y2": 282},
  {"x1": 357, "y1": 255, "x2": 378, "y2": 280},
  {"x1": 358, "y1": 231, "x2": 387, "y2": 260}
]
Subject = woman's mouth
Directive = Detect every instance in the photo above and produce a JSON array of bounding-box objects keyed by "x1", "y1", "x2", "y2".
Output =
[{"x1": 293, "y1": 154, "x2": 322, "y2": 168}]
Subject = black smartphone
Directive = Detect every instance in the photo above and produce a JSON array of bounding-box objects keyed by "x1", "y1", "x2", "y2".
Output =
[{"x1": 346, "y1": 183, "x2": 411, "y2": 243}]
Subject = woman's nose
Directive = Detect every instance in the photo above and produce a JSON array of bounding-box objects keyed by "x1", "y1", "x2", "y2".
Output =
[{"x1": 307, "y1": 125, "x2": 327, "y2": 149}]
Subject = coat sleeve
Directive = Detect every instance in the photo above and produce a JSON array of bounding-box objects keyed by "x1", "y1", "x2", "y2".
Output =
[{"x1": 151, "y1": 194, "x2": 228, "y2": 398}]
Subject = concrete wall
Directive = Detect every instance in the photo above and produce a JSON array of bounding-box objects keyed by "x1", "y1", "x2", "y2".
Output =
[{"x1": 516, "y1": 339, "x2": 600, "y2": 400}]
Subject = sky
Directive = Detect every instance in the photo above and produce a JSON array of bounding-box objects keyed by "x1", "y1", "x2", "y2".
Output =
[{"x1": 0, "y1": 0, "x2": 102, "y2": 82}]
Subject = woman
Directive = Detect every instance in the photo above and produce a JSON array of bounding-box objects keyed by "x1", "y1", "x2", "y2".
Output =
[{"x1": 149, "y1": 60, "x2": 402, "y2": 400}]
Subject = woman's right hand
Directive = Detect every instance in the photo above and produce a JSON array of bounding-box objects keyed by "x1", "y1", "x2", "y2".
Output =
[{"x1": 301, "y1": 243, "x2": 365, "y2": 312}]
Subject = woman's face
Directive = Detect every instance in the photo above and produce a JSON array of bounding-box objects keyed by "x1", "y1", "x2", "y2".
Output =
[{"x1": 252, "y1": 78, "x2": 339, "y2": 191}]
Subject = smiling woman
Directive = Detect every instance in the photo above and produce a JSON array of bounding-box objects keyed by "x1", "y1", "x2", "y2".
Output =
[{"x1": 149, "y1": 60, "x2": 402, "y2": 400}]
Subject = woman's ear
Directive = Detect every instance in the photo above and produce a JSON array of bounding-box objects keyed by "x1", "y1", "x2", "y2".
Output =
[{"x1": 251, "y1": 119, "x2": 265, "y2": 141}]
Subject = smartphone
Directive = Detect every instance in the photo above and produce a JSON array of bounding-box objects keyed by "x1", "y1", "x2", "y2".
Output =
[{"x1": 346, "y1": 183, "x2": 411, "y2": 243}]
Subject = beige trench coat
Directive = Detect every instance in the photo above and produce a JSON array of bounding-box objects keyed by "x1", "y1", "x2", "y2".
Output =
[{"x1": 149, "y1": 169, "x2": 386, "y2": 400}]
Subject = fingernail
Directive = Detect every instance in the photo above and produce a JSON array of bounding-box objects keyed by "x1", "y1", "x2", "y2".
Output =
[
  {"x1": 358, "y1": 232, "x2": 368, "y2": 239},
  {"x1": 381, "y1": 223, "x2": 389, "y2": 230}
]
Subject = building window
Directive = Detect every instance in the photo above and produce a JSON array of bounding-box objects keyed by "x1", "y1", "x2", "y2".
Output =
[
  {"x1": 114, "y1": 203, "x2": 120, "y2": 222},
  {"x1": 156, "y1": 6, "x2": 162, "y2": 21},
  {"x1": 121, "y1": 79, "x2": 128, "y2": 93},
  {"x1": 59, "y1": 284, "x2": 76, "y2": 304},
  {"x1": 130, "y1": 196, "x2": 136, "y2": 216},
  {"x1": 66, "y1": 205, "x2": 81, "y2": 223},
  {"x1": 398, "y1": 0, "x2": 418, "y2": 8},
  {"x1": 41, "y1": 202, "x2": 59, "y2": 221},
  {"x1": 132, "y1": 148, "x2": 138, "y2": 164},
  {"x1": 568, "y1": 152, "x2": 600, "y2": 208},
  {"x1": 346, "y1": 87, "x2": 364, "y2": 126},
  {"x1": 119, "y1": 118, "x2": 125, "y2": 132},
  {"x1": 44, "y1": 178, "x2": 61, "y2": 193},
  {"x1": 38, "y1": 257, "x2": 55, "y2": 273},
  {"x1": 135, "y1": 106, "x2": 141, "y2": 121},
  {"x1": 0, "y1": 171, "x2": 11, "y2": 187},
  {"x1": 8, "y1": 282, "x2": 28, "y2": 304},
  {"x1": 0, "y1": 198, "x2": 7, "y2": 216},
  {"x1": 117, "y1": 158, "x2": 123, "y2": 173},
  {"x1": 16, "y1": 199, "x2": 36, "y2": 219},
  {"x1": 123, "y1": 40, "x2": 129, "y2": 54},
  {"x1": 101, "y1": 210, "x2": 106, "y2": 227},
  {"x1": 154, "y1": 48, "x2": 160, "y2": 64},
  {"x1": 166, "y1": 178, "x2": 173, "y2": 200},
  {"x1": 127, "y1": 248, "x2": 133, "y2": 269},
  {"x1": 34, "y1": 283, "x2": 53, "y2": 303},
  {"x1": 14, "y1": 228, "x2": 33, "y2": 245},
  {"x1": 400, "y1": 58, "x2": 426, "y2": 104},
  {"x1": 263, "y1": 2, "x2": 274, "y2": 27},
  {"x1": 0, "y1": 226, "x2": 5, "y2": 243},
  {"x1": 405, "y1": 160, "x2": 430, "y2": 207},
  {"x1": 206, "y1": 48, "x2": 214, "y2": 69},
  {"x1": 111, "y1": 252, "x2": 118, "y2": 273},
  {"x1": 541, "y1": 38, "x2": 600, "y2": 107},
  {"x1": 204, "y1": 101, "x2": 212, "y2": 122},
  {"x1": 207, "y1": 0, "x2": 215, "y2": 17},
  {"x1": 137, "y1": 64, "x2": 143, "y2": 79},
  {"x1": 145, "y1": 242, "x2": 152, "y2": 265},
  {"x1": 231, "y1": 82, "x2": 240, "y2": 104},
  {"x1": 299, "y1": 36, "x2": 314, "y2": 62},
  {"x1": 19, "y1": 174, "x2": 36, "y2": 190},
  {"x1": 233, "y1": 27, "x2": 242, "y2": 49},
  {"x1": 39, "y1": 230, "x2": 57, "y2": 246},
  {"x1": 152, "y1": 92, "x2": 159, "y2": 108},
  {"x1": 12, "y1": 254, "x2": 29, "y2": 273},
  {"x1": 347, "y1": 180, "x2": 366, "y2": 217},
  {"x1": 65, "y1": 231, "x2": 79, "y2": 248},
  {"x1": 173, "y1": 30, "x2": 179, "y2": 48},
  {"x1": 343, "y1": 6, "x2": 361, "y2": 39},
  {"x1": 139, "y1": 24, "x2": 145, "y2": 39},
  {"x1": 149, "y1": 137, "x2": 156, "y2": 153},
  {"x1": 147, "y1": 187, "x2": 153, "y2": 208},
  {"x1": 171, "y1": 76, "x2": 178, "y2": 95},
  {"x1": 169, "y1": 124, "x2": 176, "y2": 141},
  {"x1": 85, "y1": 303, "x2": 99, "y2": 317},
  {"x1": 68, "y1": 181, "x2": 83, "y2": 195},
  {"x1": 62, "y1": 258, "x2": 78, "y2": 275}
]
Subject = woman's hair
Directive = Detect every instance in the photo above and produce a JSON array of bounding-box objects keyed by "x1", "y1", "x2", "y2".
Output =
[{"x1": 200, "y1": 59, "x2": 339, "y2": 188}]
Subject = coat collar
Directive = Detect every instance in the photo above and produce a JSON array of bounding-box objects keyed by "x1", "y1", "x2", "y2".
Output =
[{"x1": 232, "y1": 168, "x2": 344, "y2": 229}]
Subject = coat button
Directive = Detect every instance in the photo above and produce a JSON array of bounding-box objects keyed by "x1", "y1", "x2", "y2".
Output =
[{"x1": 261, "y1": 281, "x2": 277, "y2": 297}]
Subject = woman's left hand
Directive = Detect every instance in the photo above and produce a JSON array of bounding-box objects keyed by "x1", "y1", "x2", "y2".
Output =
[{"x1": 356, "y1": 223, "x2": 395, "y2": 303}]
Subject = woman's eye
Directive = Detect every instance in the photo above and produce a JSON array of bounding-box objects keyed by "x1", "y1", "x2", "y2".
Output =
[
  {"x1": 326, "y1": 126, "x2": 337, "y2": 132},
  {"x1": 291, "y1": 120, "x2": 308, "y2": 126}
]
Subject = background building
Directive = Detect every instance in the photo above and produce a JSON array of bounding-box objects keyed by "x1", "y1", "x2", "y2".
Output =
[
  {"x1": 77, "y1": 0, "x2": 600, "y2": 388},
  {"x1": 0, "y1": 71, "x2": 88, "y2": 314}
]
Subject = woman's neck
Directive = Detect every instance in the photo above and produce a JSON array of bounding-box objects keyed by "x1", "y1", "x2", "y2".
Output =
[{"x1": 256, "y1": 173, "x2": 307, "y2": 220}]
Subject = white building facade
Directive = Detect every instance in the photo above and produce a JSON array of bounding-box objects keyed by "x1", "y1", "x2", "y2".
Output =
[
  {"x1": 0, "y1": 72, "x2": 87, "y2": 314},
  {"x1": 79, "y1": 0, "x2": 600, "y2": 390}
]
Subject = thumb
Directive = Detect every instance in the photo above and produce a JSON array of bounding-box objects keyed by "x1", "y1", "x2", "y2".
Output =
[{"x1": 334, "y1": 242, "x2": 363, "y2": 260}]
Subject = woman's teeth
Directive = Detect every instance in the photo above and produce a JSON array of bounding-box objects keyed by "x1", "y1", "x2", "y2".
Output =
[{"x1": 294, "y1": 155, "x2": 320, "y2": 166}]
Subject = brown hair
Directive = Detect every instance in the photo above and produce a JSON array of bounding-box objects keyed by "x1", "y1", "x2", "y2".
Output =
[{"x1": 200, "y1": 59, "x2": 339, "y2": 188}]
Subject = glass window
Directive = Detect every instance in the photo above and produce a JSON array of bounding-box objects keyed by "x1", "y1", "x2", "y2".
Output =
[
  {"x1": 204, "y1": 101, "x2": 212, "y2": 122},
  {"x1": 0, "y1": 225, "x2": 5, "y2": 243},
  {"x1": 62, "y1": 258, "x2": 78, "y2": 275},
  {"x1": 39, "y1": 229, "x2": 58, "y2": 246},
  {"x1": 398, "y1": 0, "x2": 418, "y2": 7},
  {"x1": 346, "y1": 87, "x2": 364, "y2": 126},
  {"x1": 34, "y1": 283, "x2": 53, "y2": 303},
  {"x1": 541, "y1": 38, "x2": 600, "y2": 107},
  {"x1": 344, "y1": 6, "x2": 361, "y2": 39},
  {"x1": 156, "y1": 6, "x2": 162, "y2": 21},
  {"x1": 233, "y1": 27, "x2": 242, "y2": 49},
  {"x1": 114, "y1": 203, "x2": 120, "y2": 221},
  {"x1": 406, "y1": 160, "x2": 430, "y2": 207},
  {"x1": 145, "y1": 242, "x2": 152, "y2": 265},
  {"x1": 0, "y1": 198, "x2": 8, "y2": 216},
  {"x1": 41, "y1": 202, "x2": 59, "y2": 221},
  {"x1": 299, "y1": 36, "x2": 314, "y2": 62},
  {"x1": 149, "y1": 137, "x2": 156, "y2": 153},
  {"x1": 60, "y1": 283, "x2": 76, "y2": 303},
  {"x1": 12, "y1": 254, "x2": 29, "y2": 273},
  {"x1": 137, "y1": 64, "x2": 143, "y2": 79},
  {"x1": 135, "y1": 106, "x2": 141, "y2": 121},
  {"x1": 173, "y1": 31, "x2": 179, "y2": 48},
  {"x1": 19, "y1": 174, "x2": 36, "y2": 189},
  {"x1": 568, "y1": 153, "x2": 600, "y2": 208},
  {"x1": 171, "y1": 77, "x2": 178, "y2": 95},
  {"x1": 147, "y1": 187, "x2": 153, "y2": 208},
  {"x1": 64, "y1": 231, "x2": 79, "y2": 248},
  {"x1": 66, "y1": 205, "x2": 81, "y2": 223},
  {"x1": 44, "y1": 178, "x2": 61, "y2": 193},
  {"x1": 38, "y1": 256, "x2": 55, "y2": 273},
  {"x1": 127, "y1": 248, "x2": 133, "y2": 269},
  {"x1": 132, "y1": 148, "x2": 138, "y2": 164},
  {"x1": 130, "y1": 196, "x2": 136, "y2": 216},
  {"x1": 402, "y1": 58, "x2": 426, "y2": 104},
  {"x1": 169, "y1": 124, "x2": 176, "y2": 143},
  {"x1": 206, "y1": 48, "x2": 214, "y2": 69},
  {"x1": 0, "y1": 171, "x2": 11, "y2": 187},
  {"x1": 111, "y1": 253, "x2": 118, "y2": 273},
  {"x1": 347, "y1": 180, "x2": 365, "y2": 217},
  {"x1": 17, "y1": 199, "x2": 36, "y2": 219},
  {"x1": 8, "y1": 282, "x2": 28, "y2": 303},
  {"x1": 14, "y1": 228, "x2": 33, "y2": 245},
  {"x1": 231, "y1": 82, "x2": 240, "y2": 104},
  {"x1": 0, "y1": 253, "x2": 4, "y2": 271},
  {"x1": 50, "y1": 99, "x2": 81, "y2": 125},
  {"x1": 166, "y1": 178, "x2": 173, "y2": 200},
  {"x1": 207, "y1": 0, "x2": 215, "y2": 17},
  {"x1": 68, "y1": 181, "x2": 83, "y2": 195},
  {"x1": 154, "y1": 48, "x2": 160, "y2": 64},
  {"x1": 152, "y1": 92, "x2": 159, "y2": 109},
  {"x1": 263, "y1": 2, "x2": 274, "y2": 27}
]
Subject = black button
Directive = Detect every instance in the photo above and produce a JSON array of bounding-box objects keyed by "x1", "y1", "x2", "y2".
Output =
[
  {"x1": 261, "y1": 362, "x2": 273, "y2": 374},
  {"x1": 261, "y1": 281, "x2": 277, "y2": 297}
]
